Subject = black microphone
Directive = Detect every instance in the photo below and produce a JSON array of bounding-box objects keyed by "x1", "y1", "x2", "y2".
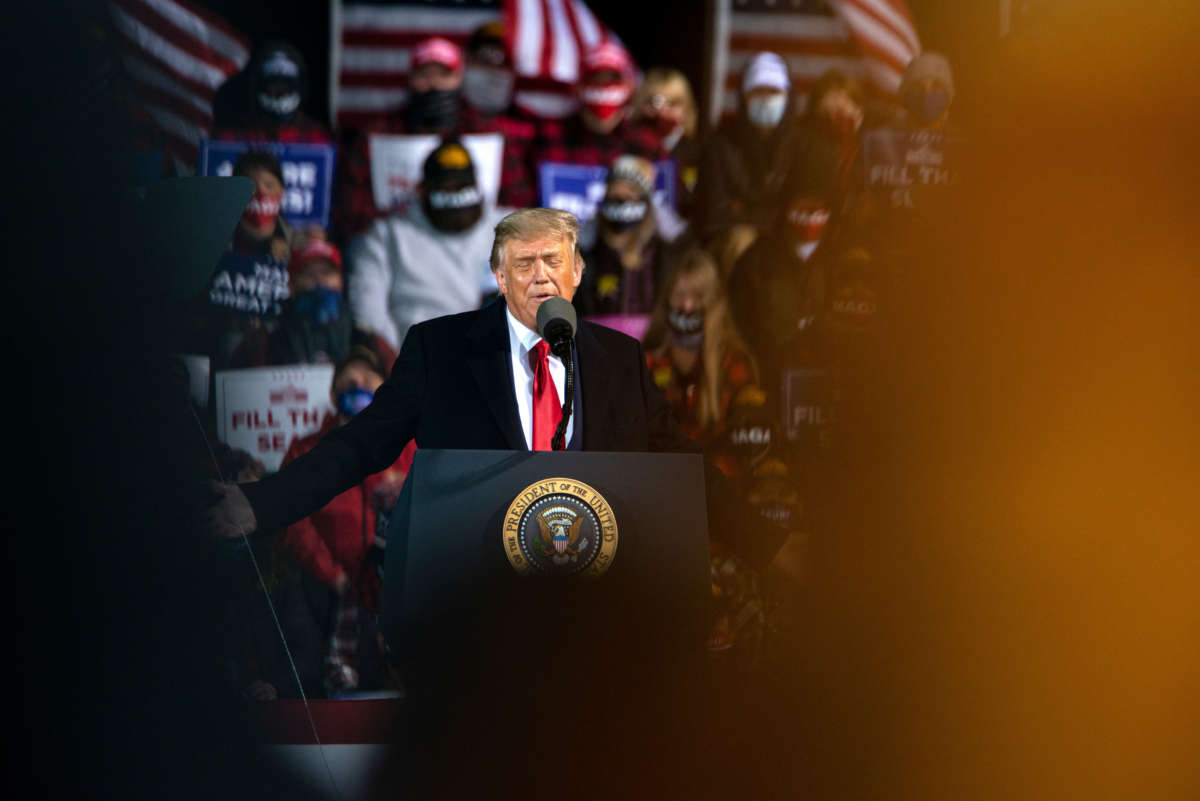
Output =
[
  {"x1": 535, "y1": 297, "x2": 577, "y2": 450},
  {"x1": 536, "y1": 297, "x2": 577, "y2": 359}
]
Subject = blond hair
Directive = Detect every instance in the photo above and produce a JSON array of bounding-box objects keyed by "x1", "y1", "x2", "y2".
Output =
[
  {"x1": 633, "y1": 67, "x2": 698, "y2": 138},
  {"x1": 490, "y1": 207, "x2": 582, "y2": 272},
  {"x1": 644, "y1": 248, "x2": 755, "y2": 430}
]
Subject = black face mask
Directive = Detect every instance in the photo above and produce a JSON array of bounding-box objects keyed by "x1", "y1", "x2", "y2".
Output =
[
  {"x1": 405, "y1": 89, "x2": 461, "y2": 132},
  {"x1": 291, "y1": 286, "x2": 342, "y2": 326},
  {"x1": 599, "y1": 199, "x2": 648, "y2": 232},
  {"x1": 423, "y1": 184, "x2": 483, "y2": 232}
]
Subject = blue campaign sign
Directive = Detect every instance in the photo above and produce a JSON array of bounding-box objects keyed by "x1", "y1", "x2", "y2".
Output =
[
  {"x1": 207, "y1": 250, "x2": 290, "y2": 319},
  {"x1": 538, "y1": 160, "x2": 677, "y2": 224},
  {"x1": 198, "y1": 140, "x2": 337, "y2": 228},
  {"x1": 780, "y1": 366, "x2": 831, "y2": 448}
]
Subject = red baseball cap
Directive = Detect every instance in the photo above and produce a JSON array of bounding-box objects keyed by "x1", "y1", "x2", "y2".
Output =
[
  {"x1": 289, "y1": 237, "x2": 343, "y2": 275},
  {"x1": 412, "y1": 36, "x2": 463, "y2": 71},
  {"x1": 583, "y1": 41, "x2": 633, "y2": 81}
]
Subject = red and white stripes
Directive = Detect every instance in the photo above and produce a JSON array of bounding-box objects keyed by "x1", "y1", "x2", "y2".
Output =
[
  {"x1": 109, "y1": 0, "x2": 250, "y2": 173},
  {"x1": 828, "y1": 0, "x2": 921, "y2": 96},
  {"x1": 332, "y1": 0, "x2": 627, "y2": 129},
  {"x1": 715, "y1": 0, "x2": 920, "y2": 121},
  {"x1": 506, "y1": 0, "x2": 612, "y2": 118},
  {"x1": 334, "y1": 2, "x2": 499, "y2": 129}
]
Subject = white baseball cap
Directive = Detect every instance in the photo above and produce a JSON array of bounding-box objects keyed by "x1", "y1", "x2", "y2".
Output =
[{"x1": 742, "y1": 52, "x2": 790, "y2": 94}]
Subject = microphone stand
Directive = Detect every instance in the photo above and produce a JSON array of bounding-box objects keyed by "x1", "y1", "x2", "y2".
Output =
[{"x1": 550, "y1": 343, "x2": 574, "y2": 451}]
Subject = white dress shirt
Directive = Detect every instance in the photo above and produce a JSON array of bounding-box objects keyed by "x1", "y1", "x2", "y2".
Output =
[{"x1": 506, "y1": 306, "x2": 577, "y2": 449}]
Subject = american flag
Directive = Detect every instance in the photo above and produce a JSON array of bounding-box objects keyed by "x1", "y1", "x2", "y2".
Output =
[
  {"x1": 504, "y1": 0, "x2": 626, "y2": 119},
  {"x1": 332, "y1": 0, "x2": 621, "y2": 130},
  {"x1": 711, "y1": 0, "x2": 920, "y2": 121},
  {"x1": 108, "y1": 0, "x2": 251, "y2": 174}
]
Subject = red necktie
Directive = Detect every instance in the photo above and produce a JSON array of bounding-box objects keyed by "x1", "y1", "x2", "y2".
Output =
[{"x1": 529, "y1": 340, "x2": 562, "y2": 450}]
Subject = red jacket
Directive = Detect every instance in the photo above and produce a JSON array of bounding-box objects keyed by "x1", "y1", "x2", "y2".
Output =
[{"x1": 280, "y1": 413, "x2": 415, "y2": 611}]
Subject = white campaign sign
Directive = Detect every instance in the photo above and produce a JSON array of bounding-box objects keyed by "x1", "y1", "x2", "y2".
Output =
[
  {"x1": 368, "y1": 132, "x2": 504, "y2": 215},
  {"x1": 215, "y1": 364, "x2": 335, "y2": 472}
]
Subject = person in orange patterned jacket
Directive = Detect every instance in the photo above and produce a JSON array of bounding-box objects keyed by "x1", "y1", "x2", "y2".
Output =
[{"x1": 279, "y1": 347, "x2": 415, "y2": 695}]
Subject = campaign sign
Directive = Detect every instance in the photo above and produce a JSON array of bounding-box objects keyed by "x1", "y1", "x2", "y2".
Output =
[
  {"x1": 539, "y1": 160, "x2": 677, "y2": 224},
  {"x1": 207, "y1": 250, "x2": 290, "y2": 318},
  {"x1": 862, "y1": 128, "x2": 963, "y2": 211},
  {"x1": 368, "y1": 133, "x2": 504, "y2": 215},
  {"x1": 198, "y1": 140, "x2": 337, "y2": 228},
  {"x1": 781, "y1": 367, "x2": 831, "y2": 448},
  {"x1": 583, "y1": 313, "x2": 651, "y2": 342},
  {"x1": 215, "y1": 364, "x2": 335, "y2": 472}
]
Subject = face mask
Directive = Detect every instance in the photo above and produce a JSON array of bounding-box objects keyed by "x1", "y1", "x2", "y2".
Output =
[
  {"x1": 747, "y1": 476, "x2": 800, "y2": 526},
  {"x1": 406, "y1": 88, "x2": 460, "y2": 131},
  {"x1": 427, "y1": 185, "x2": 482, "y2": 210},
  {"x1": 580, "y1": 82, "x2": 632, "y2": 122},
  {"x1": 336, "y1": 387, "x2": 374, "y2": 417},
  {"x1": 909, "y1": 90, "x2": 950, "y2": 125},
  {"x1": 822, "y1": 110, "x2": 859, "y2": 139},
  {"x1": 241, "y1": 190, "x2": 281, "y2": 230},
  {"x1": 423, "y1": 184, "x2": 483, "y2": 232},
  {"x1": 600, "y1": 199, "x2": 647, "y2": 231},
  {"x1": 667, "y1": 308, "x2": 704, "y2": 349},
  {"x1": 650, "y1": 113, "x2": 681, "y2": 137},
  {"x1": 728, "y1": 421, "x2": 772, "y2": 465},
  {"x1": 257, "y1": 91, "x2": 301, "y2": 120},
  {"x1": 757, "y1": 501, "x2": 795, "y2": 526},
  {"x1": 291, "y1": 286, "x2": 342, "y2": 326},
  {"x1": 787, "y1": 204, "x2": 830, "y2": 247},
  {"x1": 462, "y1": 65, "x2": 514, "y2": 115},
  {"x1": 746, "y1": 94, "x2": 787, "y2": 129}
]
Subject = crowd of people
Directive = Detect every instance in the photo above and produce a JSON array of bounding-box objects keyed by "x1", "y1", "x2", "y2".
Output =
[{"x1": 156, "y1": 27, "x2": 962, "y2": 701}]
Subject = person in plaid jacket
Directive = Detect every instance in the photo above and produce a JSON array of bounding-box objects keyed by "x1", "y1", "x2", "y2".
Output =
[
  {"x1": 529, "y1": 42, "x2": 666, "y2": 184},
  {"x1": 642, "y1": 247, "x2": 757, "y2": 448},
  {"x1": 459, "y1": 22, "x2": 538, "y2": 210},
  {"x1": 333, "y1": 32, "x2": 539, "y2": 241},
  {"x1": 332, "y1": 36, "x2": 467, "y2": 241}
]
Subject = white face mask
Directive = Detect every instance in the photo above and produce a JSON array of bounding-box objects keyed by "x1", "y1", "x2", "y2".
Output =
[
  {"x1": 462, "y1": 66, "x2": 515, "y2": 115},
  {"x1": 258, "y1": 91, "x2": 301, "y2": 117},
  {"x1": 427, "y1": 185, "x2": 482, "y2": 210},
  {"x1": 746, "y1": 94, "x2": 787, "y2": 128}
]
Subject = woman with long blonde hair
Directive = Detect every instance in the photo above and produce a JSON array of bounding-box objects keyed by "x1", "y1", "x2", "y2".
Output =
[{"x1": 642, "y1": 248, "x2": 757, "y2": 445}]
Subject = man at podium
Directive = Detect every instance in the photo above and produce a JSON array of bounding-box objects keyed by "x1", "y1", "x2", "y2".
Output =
[{"x1": 207, "y1": 207, "x2": 793, "y2": 570}]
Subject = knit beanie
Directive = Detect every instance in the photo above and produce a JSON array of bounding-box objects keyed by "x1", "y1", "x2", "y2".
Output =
[{"x1": 607, "y1": 155, "x2": 655, "y2": 197}]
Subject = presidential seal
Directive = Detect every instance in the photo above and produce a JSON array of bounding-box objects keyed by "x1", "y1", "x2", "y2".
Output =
[{"x1": 502, "y1": 478, "x2": 618, "y2": 578}]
